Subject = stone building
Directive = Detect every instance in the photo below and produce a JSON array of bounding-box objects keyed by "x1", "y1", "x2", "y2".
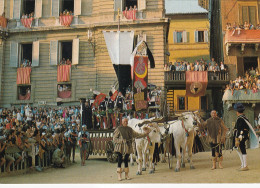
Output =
[{"x1": 0, "y1": 0, "x2": 169, "y2": 107}]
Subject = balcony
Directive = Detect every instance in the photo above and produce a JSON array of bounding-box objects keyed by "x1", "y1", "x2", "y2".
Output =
[
  {"x1": 165, "y1": 71, "x2": 229, "y2": 88},
  {"x1": 225, "y1": 30, "x2": 260, "y2": 55}
]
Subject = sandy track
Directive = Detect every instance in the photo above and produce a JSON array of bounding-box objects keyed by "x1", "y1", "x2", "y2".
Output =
[{"x1": 1, "y1": 148, "x2": 260, "y2": 184}]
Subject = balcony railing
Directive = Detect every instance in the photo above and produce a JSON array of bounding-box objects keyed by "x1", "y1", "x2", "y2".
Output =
[{"x1": 165, "y1": 71, "x2": 229, "y2": 82}]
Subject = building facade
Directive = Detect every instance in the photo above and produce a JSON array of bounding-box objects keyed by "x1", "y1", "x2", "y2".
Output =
[
  {"x1": 220, "y1": 0, "x2": 260, "y2": 129},
  {"x1": 165, "y1": 0, "x2": 227, "y2": 117},
  {"x1": 0, "y1": 0, "x2": 169, "y2": 107}
]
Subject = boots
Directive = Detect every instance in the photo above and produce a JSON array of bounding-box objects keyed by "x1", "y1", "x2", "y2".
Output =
[
  {"x1": 218, "y1": 156, "x2": 223, "y2": 169},
  {"x1": 117, "y1": 168, "x2": 122, "y2": 181},
  {"x1": 124, "y1": 167, "x2": 131, "y2": 180},
  {"x1": 241, "y1": 155, "x2": 249, "y2": 171},
  {"x1": 211, "y1": 157, "x2": 216, "y2": 170}
]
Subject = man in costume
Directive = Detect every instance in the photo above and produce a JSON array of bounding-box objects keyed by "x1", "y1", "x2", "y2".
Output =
[
  {"x1": 115, "y1": 92, "x2": 125, "y2": 126},
  {"x1": 99, "y1": 98, "x2": 108, "y2": 129},
  {"x1": 107, "y1": 91, "x2": 116, "y2": 129},
  {"x1": 113, "y1": 117, "x2": 151, "y2": 181},
  {"x1": 233, "y1": 103, "x2": 258, "y2": 171},
  {"x1": 78, "y1": 125, "x2": 90, "y2": 166},
  {"x1": 68, "y1": 123, "x2": 78, "y2": 163},
  {"x1": 199, "y1": 110, "x2": 228, "y2": 169}
]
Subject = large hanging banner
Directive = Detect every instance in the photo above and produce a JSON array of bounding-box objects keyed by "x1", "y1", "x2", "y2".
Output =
[
  {"x1": 133, "y1": 56, "x2": 148, "y2": 111},
  {"x1": 17, "y1": 67, "x2": 32, "y2": 84},
  {"x1": 186, "y1": 71, "x2": 208, "y2": 97}
]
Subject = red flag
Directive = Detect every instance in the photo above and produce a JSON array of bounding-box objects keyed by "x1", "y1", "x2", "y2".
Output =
[
  {"x1": 93, "y1": 93, "x2": 106, "y2": 109},
  {"x1": 111, "y1": 90, "x2": 118, "y2": 101},
  {"x1": 186, "y1": 71, "x2": 208, "y2": 97}
]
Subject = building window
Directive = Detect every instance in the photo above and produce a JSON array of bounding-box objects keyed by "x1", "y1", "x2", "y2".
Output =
[
  {"x1": 195, "y1": 30, "x2": 208, "y2": 43},
  {"x1": 18, "y1": 85, "x2": 31, "y2": 100},
  {"x1": 57, "y1": 84, "x2": 72, "y2": 99},
  {"x1": 177, "y1": 96, "x2": 186, "y2": 110},
  {"x1": 61, "y1": 0, "x2": 74, "y2": 13},
  {"x1": 20, "y1": 43, "x2": 32, "y2": 67},
  {"x1": 22, "y1": 0, "x2": 35, "y2": 16},
  {"x1": 59, "y1": 41, "x2": 72, "y2": 65},
  {"x1": 173, "y1": 31, "x2": 187, "y2": 43},
  {"x1": 177, "y1": 32, "x2": 183, "y2": 43},
  {"x1": 198, "y1": 31, "x2": 204, "y2": 42},
  {"x1": 241, "y1": 6, "x2": 257, "y2": 26},
  {"x1": 125, "y1": 0, "x2": 138, "y2": 9}
]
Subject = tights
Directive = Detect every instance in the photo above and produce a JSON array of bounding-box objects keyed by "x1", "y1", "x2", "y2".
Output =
[
  {"x1": 239, "y1": 139, "x2": 247, "y2": 154},
  {"x1": 117, "y1": 153, "x2": 129, "y2": 168}
]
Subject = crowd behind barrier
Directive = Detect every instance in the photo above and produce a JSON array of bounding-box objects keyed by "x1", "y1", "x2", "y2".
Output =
[
  {"x1": 225, "y1": 66, "x2": 260, "y2": 95},
  {"x1": 164, "y1": 58, "x2": 229, "y2": 81}
]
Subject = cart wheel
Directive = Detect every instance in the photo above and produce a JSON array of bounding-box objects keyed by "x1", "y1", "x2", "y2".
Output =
[
  {"x1": 85, "y1": 140, "x2": 92, "y2": 160},
  {"x1": 106, "y1": 141, "x2": 117, "y2": 163}
]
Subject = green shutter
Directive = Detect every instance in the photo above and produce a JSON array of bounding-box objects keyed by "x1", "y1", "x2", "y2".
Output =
[
  {"x1": 242, "y1": 6, "x2": 248, "y2": 24},
  {"x1": 13, "y1": 0, "x2": 21, "y2": 19},
  {"x1": 32, "y1": 41, "x2": 40, "y2": 67},
  {"x1": 249, "y1": 6, "x2": 256, "y2": 26},
  {"x1": 52, "y1": 0, "x2": 60, "y2": 17},
  {"x1": 50, "y1": 40, "x2": 58, "y2": 65},
  {"x1": 114, "y1": 0, "x2": 123, "y2": 12},
  {"x1": 10, "y1": 41, "x2": 19, "y2": 68}
]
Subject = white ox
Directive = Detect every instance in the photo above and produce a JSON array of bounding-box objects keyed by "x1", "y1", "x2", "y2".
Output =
[
  {"x1": 128, "y1": 118, "x2": 161, "y2": 175},
  {"x1": 162, "y1": 112, "x2": 200, "y2": 172}
]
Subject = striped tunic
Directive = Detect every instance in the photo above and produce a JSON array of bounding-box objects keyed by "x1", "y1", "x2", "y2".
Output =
[{"x1": 113, "y1": 126, "x2": 147, "y2": 155}]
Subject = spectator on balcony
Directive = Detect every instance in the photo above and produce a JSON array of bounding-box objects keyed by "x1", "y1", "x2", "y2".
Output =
[
  {"x1": 190, "y1": 63, "x2": 195, "y2": 71},
  {"x1": 60, "y1": 58, "x2": 66, "y2": 65},
  {"x1": 179, "y1": 62, "x2": 186, "y2": 71},
  {"x1": 249, "y1": 67, "x2": 256, "y2": 76},
  {"x1": 169, "y1": 62, "x2": 175, "y2": 71},
  {"x1": 210, "y1": 58, "x2": 216, "y2": 67},
  {"x1": 63, "y1": 85, "x2": 68, "y2": 91},
  {"x1": 123, "y1": 7, "x2": 129, "y2": 19},
  {"x1": 66, "y1": 59, "x2": 72, "y2": 65},
  {"x1": 226, "y1": 23, "x2": 232, "y2": 30},
  {"x1": 220, "y1": 62, "x2": 225, "y2": 71},
  {"x1": 194, "y1": 61, "x2": 201, "y2": 71},
  {"x1": 244, "y1": 21, "x2": 250, "y2": 30},
  {"x1": 186, "y1": 62, "x2": 191, "y2": 71},
  {"x1": 214, "y1": 63, "x2": 220, "y2": 72},
  {"x1": 58, "y1": 85, "x2": 63, "y2": 92}
]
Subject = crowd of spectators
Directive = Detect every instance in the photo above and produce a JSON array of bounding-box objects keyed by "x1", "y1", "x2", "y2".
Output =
[
  {"x1": 20, "y1": 58, "x2": 32, "y2": 68},
  {"x1": 59, "y1": 58, "x2": 72, "y2": 65},
  {"x1": 165, "y1": 58, "x2": 228, "y2": 72},
  {"x1": 0, "y1": 105, "x2": 82, "y2": 173},
  {"x1": 226, "y1": 21, "x2": 260, "y2": 36},
  {"x1": 60, "y1": 10, "x2": 74, "y2": 16},
  {"x1": 225, "y1": 67, "x2": 260, "y2": 95},
  {"x1": 123, "y1": 5, "x2": 138, "y2": 20},
  {"x1": 21, "y1": 12, "x2": 34, "y2": 19},
  {"x1": 58, "y1": 84, "x2": 71, "y2": 92}
]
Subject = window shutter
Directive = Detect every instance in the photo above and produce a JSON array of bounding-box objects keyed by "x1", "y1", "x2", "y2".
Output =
[
  {"x1": 32, "y1": 41, "x2": 40, "y2": 67},
  {"x1": 10, "y1": 41, "x2": 19, "y2": 68},
  {"x1": 114, "y1": 0, "x2": 123, "y2": 12},
  {"x1": 35, "y1": 0, "x2": 42, "y2": 18},
  {"x1": 242, "y1": 6, "x2": 248, "y2": 23},
  {"x1": 204, "y1": 30, "x2": 208, "y2": 43},
  {"x1": 173, "y1": 32, "x2": 177, "y2": 43},
  {"x1": 183, "y1": 31, "x2": 187, "y2": 43},
  {"x1": 74, "y1": 0, "x2": 81, "y2": 16},
  {"x1": 52, "y1": 0, "x2": 60, "y2": 17},
  {"x1": 195, "y1": 31, "x2": 198, "y2": 43},
  {"x1": 72, "y1": 38, "x2": 79, "y2": 65},
  {"x1": 249, "y1": 6, "x2": 256, "y2": 26},
  {"x1": 138, "y1": 0, "x2": 146, "y2": 11},
  {"x1": 13, "y1": 0, "x2": 21, "y2": 19},
  {"x1": 0, "y1": 0, "x2": 4, "y2": 16},
  {"x1": 50, "y1": 40, "x2": 58, "y2": 65}
]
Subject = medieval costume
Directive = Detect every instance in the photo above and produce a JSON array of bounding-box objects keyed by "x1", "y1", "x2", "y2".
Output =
[
  {"x1": 78, "y1": 125, "x2": 90, "y2": 166},
  {"x1": 113, "y1": 118, "x2": 150, "y2": 181},
  {"x1": 108, "y1": 91, "x2": 116, "y2": 129},
  {"x1": 233, "y1": 103, "x2": 258, "y2": 171},
  {"x1": 200, "y1": 111, "x2": 228, "y2": 169}
]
